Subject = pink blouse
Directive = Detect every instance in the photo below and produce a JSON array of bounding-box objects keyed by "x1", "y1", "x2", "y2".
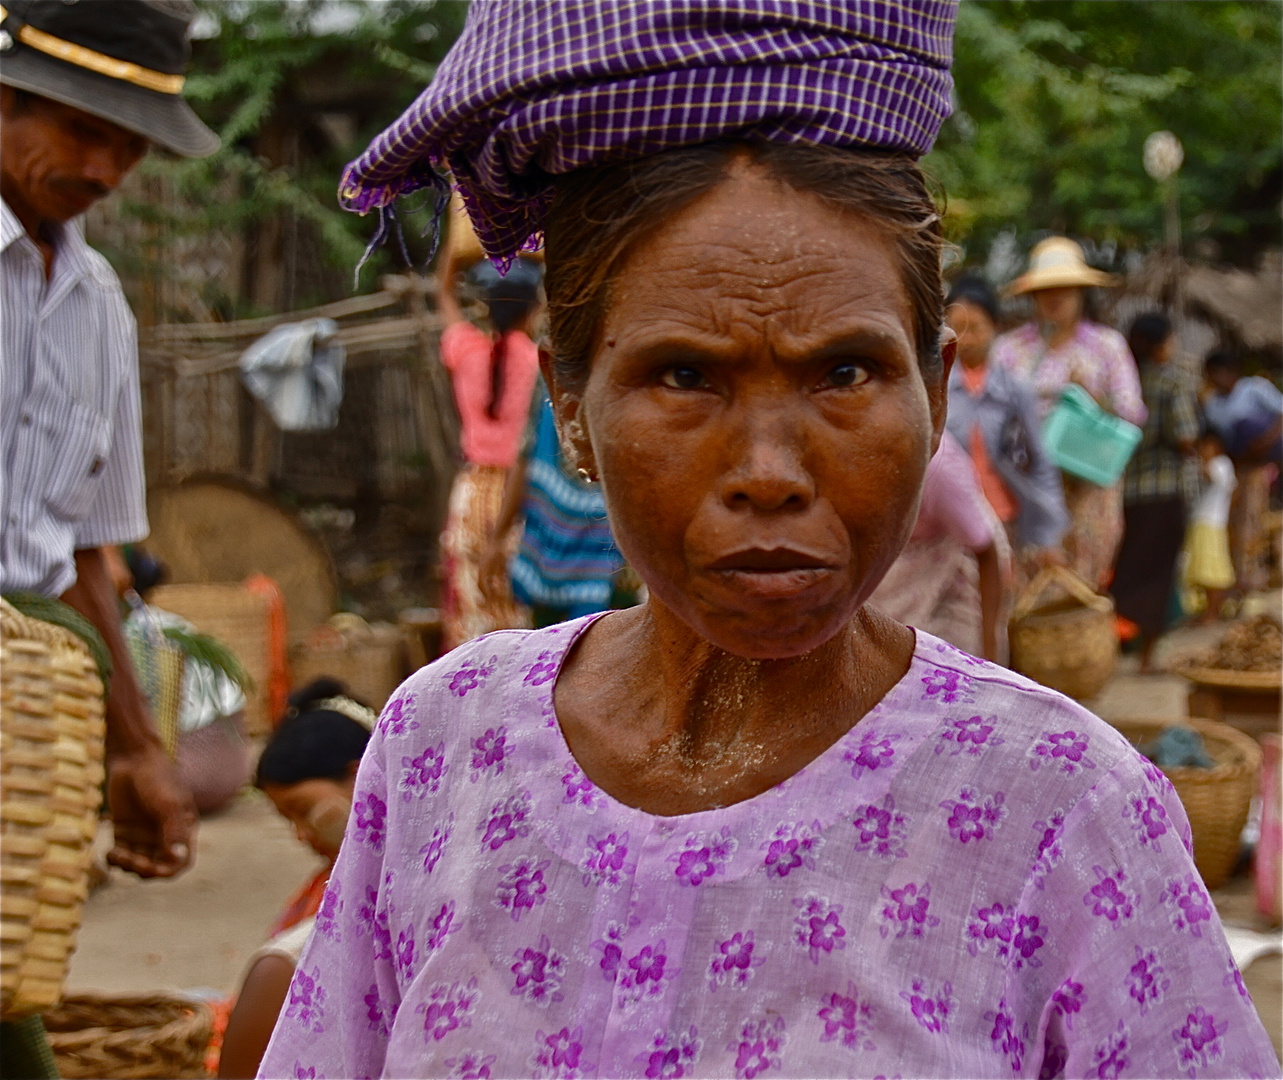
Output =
[
  {"x1": 260, "y1": 618, "x2": 1278, "y2": 1079},
  {"x1": 440, "y1": 322, "x2": 540, "y2": 468},
  {"x1": 990, "y1": 321, "x2": 1147, "y2": 427}
]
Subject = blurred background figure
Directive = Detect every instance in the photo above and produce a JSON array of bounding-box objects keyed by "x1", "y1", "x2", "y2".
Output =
[
  {"x1": 991, "y1": 237, "x2": 1147, "y2": 590},
  {"x1": 869, "y1": 430, "x2": 1007, "y2": 662},
  {"x1": 1112, "y1": 312, "x2": 1199, "y2": 670},
  {"x1": 435, "y1": 252, "x2": 543, "y2": 650},
  {"x1": 1182, "y1": 431, "x2": 1239, "y2": 622},
  {"x1": 214, "y1": 678, "x2": 374, "y2": 1079},
  {"x1": 944, "y1": 275, "x2": 1069, "y2": 587},
  {"x1": 1202, "y1": 350, "x2": 1283, "y2": 596}
]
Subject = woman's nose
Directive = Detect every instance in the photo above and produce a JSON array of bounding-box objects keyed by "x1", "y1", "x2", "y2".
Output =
[{"x1": 719, "y1": 406, "x2": 815, "y2": 512}]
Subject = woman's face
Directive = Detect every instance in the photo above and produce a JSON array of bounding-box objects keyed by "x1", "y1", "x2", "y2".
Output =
[
  {"x1": 262, "y1": 775, "x2": 356, "y2": 861},
  {"x1": 945, "y1": 300, "x2": 995, "y2": 370},
  {"x1": 1031, "y1": 286, "x2": 1083, "y2": 327},
  {"x1": 554, "y1": 161, "x2": 948, "y2": 660}
]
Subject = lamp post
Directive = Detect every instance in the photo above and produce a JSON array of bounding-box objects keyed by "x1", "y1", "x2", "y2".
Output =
[{"x1": 1143, "y1": 130, "x2": 1184, "y2": 254}]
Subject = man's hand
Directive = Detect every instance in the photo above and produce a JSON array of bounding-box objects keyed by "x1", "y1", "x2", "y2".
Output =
[{"x1": 106, "y1": 741, "x2": 196, "y2": 878}]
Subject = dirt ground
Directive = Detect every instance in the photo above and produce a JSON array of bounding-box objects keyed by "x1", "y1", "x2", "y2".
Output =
[{"x1": 66, "y1": 615, "x2": 1282, "y2": 1060}]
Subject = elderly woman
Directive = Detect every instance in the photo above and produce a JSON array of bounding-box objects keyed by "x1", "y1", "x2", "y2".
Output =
[
  {"x1": 990, "y1": 239, "x2": 1147, "y2": 591},
  {"x1": 261, "y1": 5, "x2": 1277, "y2": 1079}
]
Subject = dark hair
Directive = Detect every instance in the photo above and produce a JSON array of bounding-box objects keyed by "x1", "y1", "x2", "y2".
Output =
[
  {"x1": 543, "y1": 141, "x2": 944, "y2": 394},
  {"x1": 1126, "y1": 312, "x2": 1172, "y2": 365},
  {"x1": 255, "y1": 678, "x2": 371, "y2": 787},
  {"x1": 945, "y1": 275, "x2": 999, "y2": 326},
  {"x1": 1204, "y1": 349, "x2": 1241, "y2": 375}
]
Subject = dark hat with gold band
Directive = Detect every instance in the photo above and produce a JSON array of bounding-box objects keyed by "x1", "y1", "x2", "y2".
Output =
[{"x1": 0, "y1": 0, "x2": 218, "y2": 158}]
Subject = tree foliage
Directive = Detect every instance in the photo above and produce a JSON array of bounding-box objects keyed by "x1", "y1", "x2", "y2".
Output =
[{"x1": 926, "y1": 1, "x2": 1282, "y2": 267}]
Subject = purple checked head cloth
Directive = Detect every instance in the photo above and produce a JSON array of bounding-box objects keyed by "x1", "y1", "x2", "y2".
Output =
[{"x1": 340, "y1": 0, "x2": 958, "y2": 263}]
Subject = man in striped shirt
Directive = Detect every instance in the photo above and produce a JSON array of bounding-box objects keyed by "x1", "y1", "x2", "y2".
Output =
[{"x1": 1, "y1": 0, "x2": 218, "y2": 885}]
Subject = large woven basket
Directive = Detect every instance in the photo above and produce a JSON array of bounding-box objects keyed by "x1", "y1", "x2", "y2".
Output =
[
  {"x1": 1110, "y1": 718, "x2": 1263, "y2": 890},
  {"x1": 43, "y1": 991, "x2": 213, "y2": 1079},
  {"x1": 1009, "y1": 565, "x2": 1117, "y2": 700},
  {"x1": 1, "y1": 600, "x2": 106, "y2": 1019}
]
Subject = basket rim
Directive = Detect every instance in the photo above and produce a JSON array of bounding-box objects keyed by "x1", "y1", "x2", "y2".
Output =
[
  {"x1": 1109, "y1": 717, "x2": 1263, "y2": 782},
  {"x1": 1177, "y1": 665, "x2": 1282, "y2": 691}
]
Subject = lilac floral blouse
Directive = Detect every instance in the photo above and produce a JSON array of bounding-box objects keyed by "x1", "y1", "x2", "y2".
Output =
[{"x1": 259, "y1": 617, "x2": 1278, "y2": 1080}]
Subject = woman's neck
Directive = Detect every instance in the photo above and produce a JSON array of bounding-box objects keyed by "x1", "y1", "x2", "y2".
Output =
[{"x1": 1040, "y1": 317, "x2": 1079, "y2": 351}]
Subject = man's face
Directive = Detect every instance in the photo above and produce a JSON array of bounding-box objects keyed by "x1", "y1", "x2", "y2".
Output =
[{"x1": 0, "y1": 86, "x2": 148, "y2": 225}]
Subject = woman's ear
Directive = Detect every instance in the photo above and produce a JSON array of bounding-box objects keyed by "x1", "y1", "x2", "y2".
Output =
[
  {"x1": 539, "y1": 346, "x2": 597, "y2": 480},
  {"x1": 927, "y1": 328, "x2": 957, "y2": 456}
]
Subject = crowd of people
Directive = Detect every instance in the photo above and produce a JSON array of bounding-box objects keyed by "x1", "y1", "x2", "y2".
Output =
[{"x1": 2, "y1": 1, "x2": 1280, "y2": 1079}]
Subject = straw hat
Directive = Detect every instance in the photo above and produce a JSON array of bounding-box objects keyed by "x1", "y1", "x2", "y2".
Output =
[{"x1": 1007, "y1": 237, "x2": 1115, "y2": 296}]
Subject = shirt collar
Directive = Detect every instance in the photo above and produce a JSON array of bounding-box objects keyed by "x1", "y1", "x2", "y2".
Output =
[
  {"x1": 0, "y1": 197, "x2": 26, "y2": 254},
  {"x1": 1, "y1": 195, "x2": 97, "y2": 287}
]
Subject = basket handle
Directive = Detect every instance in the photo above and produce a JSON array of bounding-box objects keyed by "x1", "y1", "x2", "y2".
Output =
[{"x1": 1012, "y1": 564, "x2": 1113, "y2": 622}]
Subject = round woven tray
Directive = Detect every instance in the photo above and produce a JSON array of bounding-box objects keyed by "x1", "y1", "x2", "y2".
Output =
[
  {"x1": 1, "y1": 600, "x2": 106, "y2": 1020},
  {"x1": 43, "y1": 991, "x2": 213, "y2": 1079},
  {"x1": 1110, "y1": 718, "x2": 1262, "y2": 890},
  {"x1": 1178, "y1": 666, "x2": 1282, "y2": 693}
]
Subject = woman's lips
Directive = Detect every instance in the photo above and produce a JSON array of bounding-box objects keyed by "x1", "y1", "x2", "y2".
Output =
[{"x1": 705, "y1": 548, "x2": 839, "y2": 601}]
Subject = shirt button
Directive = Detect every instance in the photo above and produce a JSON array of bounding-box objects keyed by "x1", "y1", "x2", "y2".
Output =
[{"x1": 20, "y1": 414, "x2": 31, "y2": 426}]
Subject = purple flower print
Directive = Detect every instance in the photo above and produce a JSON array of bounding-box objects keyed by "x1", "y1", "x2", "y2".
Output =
[
  {"x1": 1010, "y1": 914, "x2": 1045, "y2": 970},
  {"x1": 495, "y1": 858, "x2": 549, "y2": 922},
  {"x1": 793, "y1": 893, "x2": 847, "y2": 963},
  {"x1": 1162, "y1": 876, "x2": 1214, "y2": 937},
  {"x1": 1223, "y1": 956, "x2": 1250, "y2": 999},
  {"x1": 523, "y1": 650, "x2": 559, "y2": 687},
  {"x1": 670, "y1": 830, "x2": 737, "y2": 886},
  {"x1": 852, "y1": 795, "x2": 910, "y2": 860},
  {"x1": 560, "y1": 762, "x2": 600, "y2": 812},
  {"x1": 843, "y1": 731, "x2": 900, "y2": 779},
  {"x1": 1052, "y1": 979, "x2": 1085, "y2": 1030},
  {"x1": 1030, "y1": 809, "x2": 1066, "y2": 888},
  {"x1": 580, "y1": 830, "x2": 633, "y2": 889},
  {"x1": 1091, "y1": 1020, "x2": 1131, "y2": 1079},
  {"x1": 510, "y1": 934, "x2": 567, "y2": 1007},
  {"x1": 478, "y1": 791, "x2": 533, "y2": 852},
  {"x1": 1128, "y1": 947, "x2": 1170, "y2": 1015},
  {"x1": 920, "y1": 667, "x2": 973, "y2": 704},
  {"x1": 939, "y1": 787, "x2": 1006, "y2": 843},
  {"x1": 1084, "y1": 866, "x2": 1134, "y2": 924},
  {"x1": 285, "y1": 966, "x2": 327, "y2": 1033},
  {"x1": 761, "y1": 821, "x2": 823, "y2": 878},
  {"x1": 936, "y1": 714, "x2": 1004, "y2": 757},
  {"x1": 616, "y1": 940, "x2": 675, "y2": 1011},
  {"x1": 964, "y1": 901, "x2": 1014, "y2": 959},
  {"x1": 637, "y1": 1026, "x2": 702, "y2": 1079},
  {"x1": 817, "y1": 981, "x2": 876, "y2": 1052},
  {"x1": 428, "y1": 901, "x2": 457, "y2": 951},
  {"x1": 728, "y1": 1017, "x2": 787, "y2": 1080},
  {"x1": 416, "y1": 978, "x2": 480, "y2": 1043},
  {"x1": 378, "y1": 690, "x2": 419, "y2": 737},
  {"x1": 879, "y1": 881, "x2": 940, "y2": 940},
  {"x1": 352, "y1": 790, "x2": 387, "y2": 852},
  {"x1": 363, "y1": 984, "x2": 391, "y2": 1037},
  {"x1": 399, "y1": 742, "x2": 447, "y2": 801},
  {"x1": 292, "y1": 1063, "x2": 322, "y2": 1079},
  {"x1": 445, "y1": 1051, "x2": 496, "y2": 1080},
  {"x1": 934, "y1": 639, "x2": 986, "y2": 667},
  {"x1": 1172, "y1": 1008, "x2": 1226, "y2": 1078},
  {"x1": 708, "y1": 931, "x2": 765, "y2": 991},
  {"x1": 419, "y1": 816, "x2": 453, "y2": 874},
  {"x1": 986, "y1": 998, "x2": 1027, "y2": 1073},
  {"x1": 315, "y1": 879, "x2": 342, "y2": 941},
  {"x1": 530, "y1": 1025, "x2": 592, "y2": 1079},
  {"x1": 1029, "y1": 729, "x2": 1097, "y2": 776},
  {"x1": 444, "y1": 654, "x2": 497, "y2": 698},
  {"x1": 355, "y1": 885, "x2": 391, "y2": 960},
  {"x1": 1136, "y1": 749, "x2": 1173, "y2": 793},
  {"x1": 1124, "y1": 793, "x2": 1170, "y2": 850},
  {"x1": 469, "y1": 726, "x2": 509, "y2": 781},
  {"x1": 1039, "y1": 1042, "x2": 1068, "y2": 1080},
  {"x1": 899, "y1": 977, "x2": 955, "y2": 1035},
  {"x1": 395, "y1": 925, "x2": 416, "y2": 982}
]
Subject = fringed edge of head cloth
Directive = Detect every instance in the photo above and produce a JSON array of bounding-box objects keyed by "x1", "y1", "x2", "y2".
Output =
[{"x1": 339, "y1": 0, "x2": 957, "y2": 273}]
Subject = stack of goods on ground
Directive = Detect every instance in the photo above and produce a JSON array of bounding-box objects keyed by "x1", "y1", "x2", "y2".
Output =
[{"x1": 1180, "y1": 615, "x2": 1282, "y2": 741}]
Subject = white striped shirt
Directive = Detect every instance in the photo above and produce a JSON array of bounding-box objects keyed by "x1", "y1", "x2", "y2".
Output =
[{"x1": 1, "y1": 198, "x2": 148, "y2": 596}]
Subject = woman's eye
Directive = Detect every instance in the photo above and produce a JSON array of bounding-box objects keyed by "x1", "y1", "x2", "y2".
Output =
[
  {"x1": 823, "y1": 363, "x2": 869, "y2": 389},
  {"x1": 659, "y1": 366, "x2": 707, "y2": 390}
]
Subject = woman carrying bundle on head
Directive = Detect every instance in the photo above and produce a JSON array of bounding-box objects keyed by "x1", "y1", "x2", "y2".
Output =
[
  {"x1": 437, "y1": 241, "x2": 544, "y2": 650},
  {"x1": 262, "y1": 4, "x2": 1278, "y2": 1078}
]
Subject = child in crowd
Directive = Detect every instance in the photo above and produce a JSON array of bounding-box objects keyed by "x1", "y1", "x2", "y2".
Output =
[
  {"x1": 215, "y1": 679, "x2": 374, "y2": 1079},
  {"x1": 1183, "y1": 431, "x2": 1238, "y2": 621}
]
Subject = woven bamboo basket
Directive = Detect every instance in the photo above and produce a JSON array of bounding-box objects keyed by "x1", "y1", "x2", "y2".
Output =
[
  {"x1": 149, "y1": 583, "x2": 272, "y2": 735},
  {"x1": 1180, "y1": 667, "x2": 1282, "y2": 693},
  {"x1": 1009, "y1": 565, "x2": 1117, "y2": 700},
  {"x1": 1, "y1": 600, "x2": 106, "y2": 1020},
  {"x1": 1111, "y1": 718, "x2": 1263, "y2": 890},
  {"x1": 43, "y1": 991, "x2": 213, "y2": 1079}
]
